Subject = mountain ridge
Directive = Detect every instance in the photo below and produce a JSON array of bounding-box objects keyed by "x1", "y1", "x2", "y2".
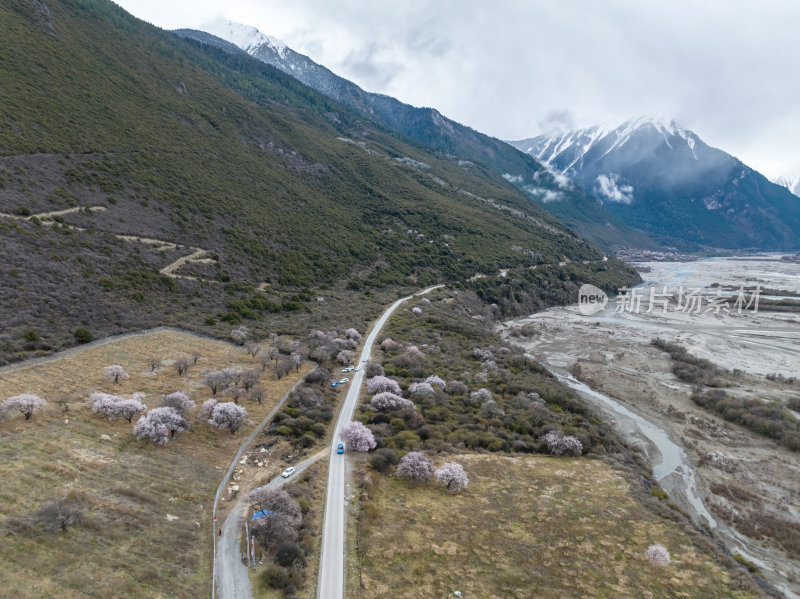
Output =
[
  {"x1": 510, "y1": 118, "x2": 800, "y2": 251},
  {"x1": 176, "y1": 20, "x2": 657, "y2": 250}
]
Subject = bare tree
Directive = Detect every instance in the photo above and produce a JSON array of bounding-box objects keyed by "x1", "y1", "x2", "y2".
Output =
[
  {"x1": 266, "y1": 345, "x2": 280, "y2": 364},
  {"x1": 150, "y1": 358, "x2": 162, "y2": 373},
  {"x1": 223, "y1": 386, "x2": 247, "y2": 404},
  {"x1": 251, "y1": 386, "x2": 265, "y2": 405},
  {"x1": 174, "y1": 357, "x2": 191, "y2": 376},
  {"x1": 203, "y1": 369, "x2": 232, "y2": 396},
  {"x1": 191, "y1": 352, "x2": 201, "y2": 365},
  {"x1": 34, "y1": 497, "x2": 84, "y2": 532},
  {"x1": 239, "y1": 369, "x2": 260, "y2": 391},
  {"x1": 245, "y1": 341, "x2": 261, "y2": 357},
  {"x1": 273, "y1": 358, "x2": 293, "y2": 380},
  {"x1": 258, "y1": 353, "x2": 270, "y2": 372},
  {"x1": 162, "y1": 391, "x2": 195, "y2": 414}
]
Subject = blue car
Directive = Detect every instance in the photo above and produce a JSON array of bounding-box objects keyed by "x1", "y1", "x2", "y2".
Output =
[
  {"x1": 331, "y1": 381, "x2": 339, "y2": 387},
  {"x1": 337, "y1": 443, "x2": 344, "y2": 454}
]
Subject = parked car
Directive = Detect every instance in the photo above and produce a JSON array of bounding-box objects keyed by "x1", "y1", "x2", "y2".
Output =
[
  {"x1": 339, "y1": 377, "x2": 350, "y2": 384},
  {"x1": 337, "y1": 443, "x2": 344, "y2": 454},
  {"x1": 281, "y1": 466, "x2": 295, "y2": 478},
  {"x1": 354, "y1": 366, "x2": 361, "y2": 371},
  {"x1": 331, "y1": 381, "x2": 339, "y2": 387}
]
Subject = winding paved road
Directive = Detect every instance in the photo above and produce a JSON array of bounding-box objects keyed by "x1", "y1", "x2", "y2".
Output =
[
  {"x1": 214, "y1": 285, "x2": 442, "y2": 599},
  {"x1": 317, "y1": 285, "x2": 442, "y2": 599}
]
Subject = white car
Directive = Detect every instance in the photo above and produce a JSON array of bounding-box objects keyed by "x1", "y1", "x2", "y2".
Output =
[
  {"x1": 354, "y1": 366, "x2": 361, "y2": 371},
  {"x1": 281, "y1": 466, "x2": 295, "y2": 478},
  {"x1": 362, "y1": 358, "x2": 369, "y2": 362},
  {"x1": 339, "y1": 377, "x2": 350, "y2": 384}
]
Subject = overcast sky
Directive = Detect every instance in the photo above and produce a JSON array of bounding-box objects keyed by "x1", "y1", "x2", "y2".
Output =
[{"x1": 117, "y1": 0, "x2": 800, "y2": 177}]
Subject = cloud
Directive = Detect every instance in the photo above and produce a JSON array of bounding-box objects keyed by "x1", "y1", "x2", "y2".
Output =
[
  {"x1": 537, "y1": 109, "x2": 574, "y2": 136},
  {"x1": 594, "y1": 174, "x2": 634, "y2": 204},
  {"x1": 115, "y1": 0, "x2": 800, "y2": 174}
]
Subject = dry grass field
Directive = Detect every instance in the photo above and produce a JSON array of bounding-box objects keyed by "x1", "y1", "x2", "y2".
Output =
[
  {"x1": 0, "y1": 329, "x2": 308, "y2": 598},
  {"x1": 353, "y1": 454, "x2": 758, "y2": 599}
]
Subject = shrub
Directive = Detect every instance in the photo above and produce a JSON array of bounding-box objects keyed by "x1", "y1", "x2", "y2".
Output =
[
  {"x1": 544, "y1": 430, "x2": 583, "y2": 456},
  {"x1": 369, "y1": 448, "x2": 399, "y2": 472},
  {"x1": 74, "y1": 327, "x2": 93, "y2": 343}
]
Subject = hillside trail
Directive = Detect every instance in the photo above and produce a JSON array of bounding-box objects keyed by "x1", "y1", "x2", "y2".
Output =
[{"x1": 0, "y1": 206, "x2": 213, "y2": 282}]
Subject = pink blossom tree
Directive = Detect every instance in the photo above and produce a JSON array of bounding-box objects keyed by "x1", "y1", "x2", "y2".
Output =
[
  {"x1": 645, "y1": 543, "x2": 671, "y2": 566},
  {"x1": 469, "y1": 388, "x2": 493, "y2": 405},
  {"x1": 368, "y1": 392, "x2": 415, "y2": 412},
  {"x1": 113, "y1": 396, "x2": 148, "y2": 422},
  {"x1": 290, "y1": 352, "x2": 304, "y2": 371},
  {"x1": 380, "y1": 337, "x2": 399, "y2": 351},
  {"x1": 249, "y1": 487, "x2": 302, "y2": 546},
  {"x1": 411, "y1": 306, "x2": 422, "y2": 315},
  {"x1": 162, "y1": 391, "x2": 195, "y2": 414},
  {"x1": 424, "y1": 375, "x2": 446, "y2": 389},
  {"x1": 396, "y1": 451, "x2": 434, "y2": 482},
  {"x1": 89, "y1": 392, "x2": 146, "y2": 422},
  {"x1": 1, "y1": 394, "x2": 46, "y2": 420},
  {"x1": 434, "y1": 462, "x2": 469, "y2": 492},
  {"x1": 340, "y1": 421, "x2": 376, "y2": 452},
  {"x1": 367, "y1": 375, "x2": 402, "y2": 395},
  {"x1": 408, "y1": 382, "x2": 435, "y2": 398},
  {"x1": 344, "y1": 328, "x2": 362, "y2": 341},
  {"x1": 208, "y1": 402, "x2": 249, "y2": 434},
  {"x1": 199, "y1": 398, "x2": 218, "y2": 420},
  {"x1": 337, "y1": 350, "x2": 355, "y2": 365},
  {"x1": 103, "y1": 365, "x2": 129, "y2": 384},
  {"x1": 133, "y1": 407, "x2": 189, "y2": 445},
  {"x1": 403, "y1": 345, "x2": 426, "y2": 361},
  {"x1": 544, "y1": 431, "x2": 583, "y2": 456}
]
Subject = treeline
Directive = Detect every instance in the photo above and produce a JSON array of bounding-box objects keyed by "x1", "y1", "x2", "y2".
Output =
[{"x1": 651, "y1": 338, "x2": 730, "y2": 387}]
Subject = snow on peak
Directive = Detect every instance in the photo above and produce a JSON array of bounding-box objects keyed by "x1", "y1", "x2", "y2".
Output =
[
  {"x1": 773, "y1": 167, "x2": 800, "y2": 197},
  {"x1": 202, "y1": 19, "x2": 287, "y2": 58}
]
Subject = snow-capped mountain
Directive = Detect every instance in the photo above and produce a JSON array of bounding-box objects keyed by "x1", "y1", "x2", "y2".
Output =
[
  {"x1": 202, "y1": 19, "x2": 287, "y2": 58},
  {"x1": 509, "y1": 118, "x2": 800, "y2": 250},
  {"x1": 772, "y1": 168, "x2": 800, "y2": 198}
]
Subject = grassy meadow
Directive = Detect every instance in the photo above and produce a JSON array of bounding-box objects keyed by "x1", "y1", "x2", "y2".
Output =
[
  {"x1": 353, "y1": 454, "x2": 758, "y2": 599},
  {"x1": 0, "y1": 329, "x2": 307, "y2": 598}
]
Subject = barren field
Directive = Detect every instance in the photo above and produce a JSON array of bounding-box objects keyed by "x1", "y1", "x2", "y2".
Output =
[
  {"x1": 352, "y1": 454, "x2": 756, "y2": 599},
  {"x1": 0, "y1": 329, "x2": 308, "y2": 598}
]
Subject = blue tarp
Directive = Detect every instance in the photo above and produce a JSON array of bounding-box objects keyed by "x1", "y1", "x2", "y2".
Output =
[{"x1": 251, "y1": 509, "x2": 275, "y2": 520}]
